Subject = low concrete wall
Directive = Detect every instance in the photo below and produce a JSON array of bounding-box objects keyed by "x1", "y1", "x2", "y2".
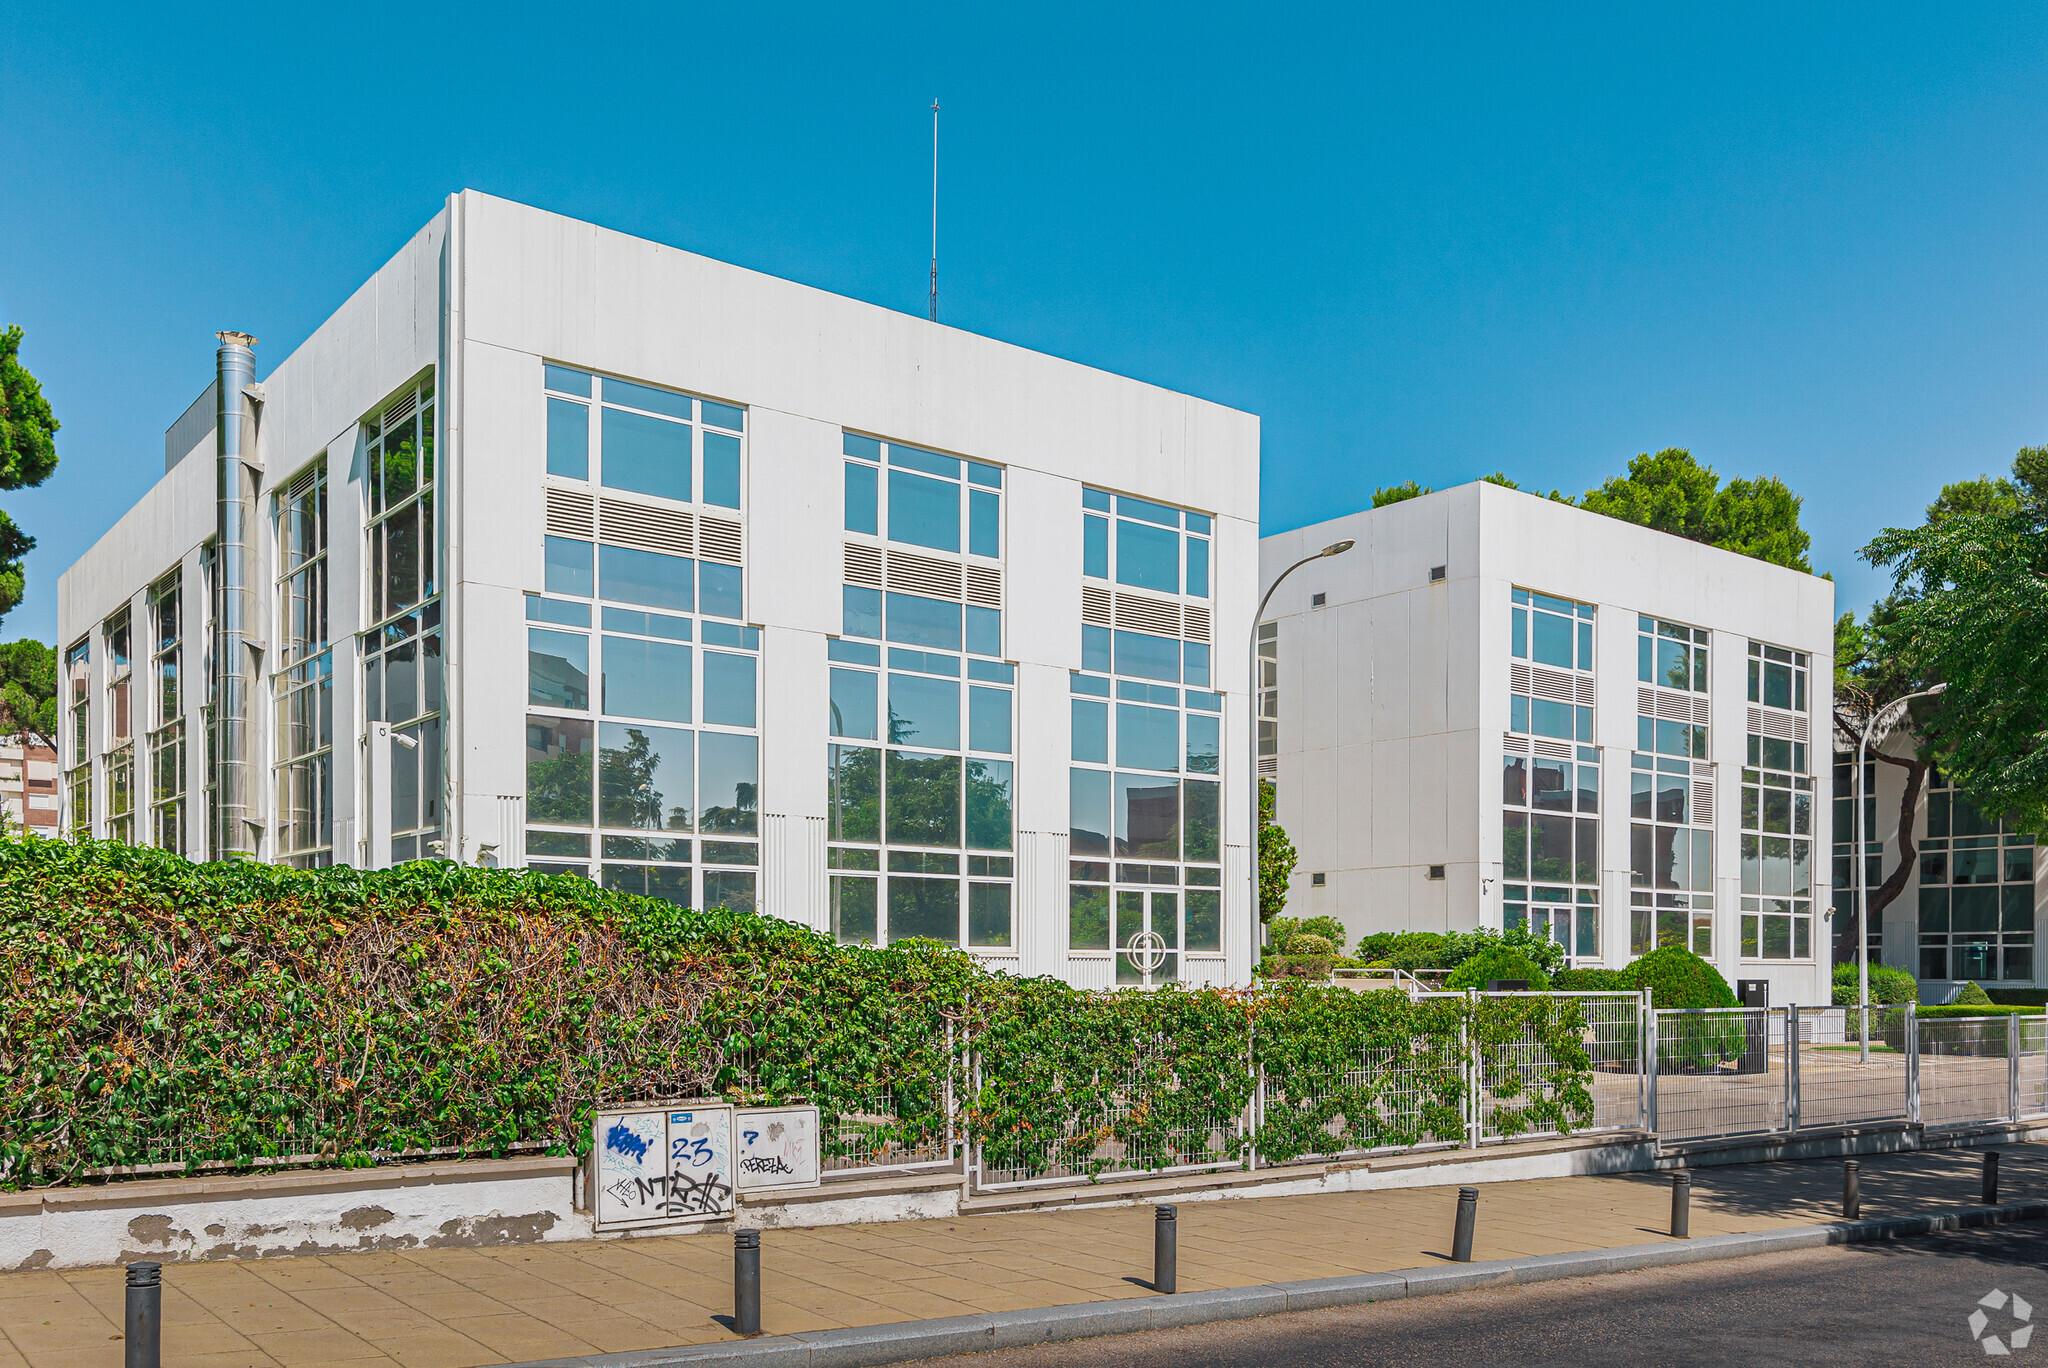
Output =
[{"x1": 1, "y1": 1157, "x2": 582, "y2": 1271}]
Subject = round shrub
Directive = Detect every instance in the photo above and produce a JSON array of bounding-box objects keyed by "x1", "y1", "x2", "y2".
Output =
[
  {"x1": 1283, "y1": 933, "x2": 1337, "y2": 956},
  {"x1": 1553, "y1": 967, "x2": 1626, "y2": 992},
  {"x1": 1619, "y1": 946, "x2": 1735, "y2": 1009},
  {"x1": 1445, "y1": 945, "x2": 1550, "y2": 991},
  {"x1": 1831, "y1": 962, "x2": 1918, "y2": 1006},
  {"x1": 1954, "y1": 980, "x2": 1994, "y2": 1005}
]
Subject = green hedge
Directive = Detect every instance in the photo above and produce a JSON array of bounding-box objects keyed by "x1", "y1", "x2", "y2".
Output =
[
  {"x1": 1987, "y1": 988, "x2": 2048, "y2": 1007},
  {"x1": 1619, "y1": 947, "x2": 1736, "y2": 1010},
  {"x1": 1830, "y1": 962, "x2": 1919, "y2": 1006},
  {"x1": 0, "y1": 838, "x2": 1599, "y2": 1187}
]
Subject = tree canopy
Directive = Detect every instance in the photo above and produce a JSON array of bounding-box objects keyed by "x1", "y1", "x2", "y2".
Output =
[
  {"x1": 0, "y1": 326, "x2": 60, "y2": 628},
  {"x1": 1579, "y1": 448, "x2": 1812, "y2": 571},
  {"x1": 1861, "y1": 447, "x2": 2048, "y2": 833},
  {"x1": 0, "y1": 640, "x2": 55, "y2": 749}
]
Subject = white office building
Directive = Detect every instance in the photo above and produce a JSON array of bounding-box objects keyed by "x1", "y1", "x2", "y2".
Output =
[
  {"x1": 1259, "y1": 481, "x2": 1836, "y2": 1005},
  {"x1": 57, "y1": 191, "x2": 1261, "y2": 988}
]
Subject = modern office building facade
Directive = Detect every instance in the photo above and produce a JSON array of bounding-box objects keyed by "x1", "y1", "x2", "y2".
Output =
[
  {"x1": 57, "y1": 191, "x2": 1261, "y2": 988},
  {"x1": 1834, "y1": 737, "x2": 2045, "y2": 996},
  {"x1": 1259, "y1": 481, "x2": 1837, "y2": 1005}
]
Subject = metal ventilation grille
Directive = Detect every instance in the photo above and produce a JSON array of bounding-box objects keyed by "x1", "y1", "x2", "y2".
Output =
[
  {"x1": 1503, "y1": 733, "x2": 1531, "y2": 754},
  {"x1": 964, "y1": 564, "x2": 1002, "y2": 609},
  {"x1": 1512, "y1": 663, "x2": 1532, "y2": 694},
  {"x1": 888, "y1": 549, "x2": 963, "y2": 600},
  {"x1": 1692, "y1": 781, "x2": 1714, "y2": 824},
  {"x1": 1182, "y1": 604, "x2": 1212, "y2": 643},
  {"x1": 1533, "y1": 739, "x2": 1574, "y2": 760},
  {"x1": 1258, "y1": 756, "x2": 1277, "y2": 777},
  {"x1": 546, "y1": 487, "x2": 595, "y2": 540},
  {"x1": 844, "y1": 543, "x2": 884, "y2": 589},
  {"x1": 699, "y1": 515, "x2": 744, "y2": 565},
  {"x1": 1530, "y1": 666, "x2": 1575, "y2": 704},
  {"x1": 1574, "y1": 675, "x2": 1597, "y2": 707},
  {"x1": 1082, "y1": 586, "x2": 1113, "y2": 627},
  {"x1": 1115, "y1": 593, "x2": 1181, "y2": 638},
  {"x1": 382, "y1": 391, "x2": 418, "y2": 427},
  {"x1": 1748, "y1": 707, "x2": 1809, "y2": 743},
  {"x1": 599, "y1": 498, "x2": 692, "y2": 557}
]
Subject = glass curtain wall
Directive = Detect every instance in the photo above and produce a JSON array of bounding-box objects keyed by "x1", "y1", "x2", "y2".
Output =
[
  {"x1": 1832, "y1": 754, "x2": 1881, "y2": 965},
  {"x1": 830, "y1": 433, "x2": 1011, "y2": 946},
  {"x1": 1630, "y1": 616, "x2": 1712, "y2": 955},
  {"x1": 1739, "y1": 642, "x2": 1815, "y2": 961},
  {"x1": 275, "y1": 463, "x2": 333, "y2": 866},
  {"x1": 103, "y1": 612, "x2": 134, "y2": 843},
  {"x1": 64, "y1": 639, "x2": 90, "y2": 834},
  {"x1": 149, "y1": 571, "x2": 186, "y2": 853},
  {"x1": 527, "y1": 365, "x2": 756, "y2": 909},
  {"x1": 362, "y1": 380, "x2": 442, "y2": 862},
  {"x1": 1071, "y1": 486, "x2": 1222, "y2": 983},
  {"x1": 1504, "y1": 588, "x2": 1599, "y2": 960},
  {"x1": 1918, "y1": 770, "x2": 2035, "y2": 981}
]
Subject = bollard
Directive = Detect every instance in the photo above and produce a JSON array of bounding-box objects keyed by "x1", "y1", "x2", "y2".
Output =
[
  {"x1": 1984, "y1": 1150, "x2": 2001, "y2": 1206},
  {"x1": 1153, "y1": 1204, "x2": 1178, "y2": 1294},
  {"x1": 125, "y1": 1262, "x2": 161, "y2": 1368},
  {"x1": 1843, "y1": 1160, "x2": 1861, "y2": 1220},
  {"x1": 1451, "y1": 1186, "x2": 1478, "y2": 1263},
  {"x1": 1670, "y1": 1171, "x2": 1691, "y2": 1239},
  {"x1": 733, "y1": 1230, "x2": 761, "y2": 1336}
]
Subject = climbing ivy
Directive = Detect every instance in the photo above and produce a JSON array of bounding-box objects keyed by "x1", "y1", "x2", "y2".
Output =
[{"x1": 0, "y1": 838, "x2": 1595, "y2": 1188}]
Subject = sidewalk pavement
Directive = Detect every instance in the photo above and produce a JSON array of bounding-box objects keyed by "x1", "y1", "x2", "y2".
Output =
[{"x1": 4, "y1": 1144, "x2": 2045, "y2": 1368}]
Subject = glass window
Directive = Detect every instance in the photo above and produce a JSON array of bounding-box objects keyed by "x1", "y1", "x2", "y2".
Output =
[
  {"x1": 604, "y1": 377, "x2": 693, "y2": 419},
  {"x1": 831, "y1": 668, "x2": 878, "y2": 740},
  {"x1": 1116, "y1": 703, "x2": 1178, "y2": 772},
  {"x1": 887, "y1": 750, "x2": 960, "y2": 846},
  {"x1": 969, "y1": 883, "x2": 1012, "y2": 946},
  {"x1": 968, "y1": 686, "x2": 1012, "y2": 754},
  {"x1": 528, "y1": 628, "x2": 589, "y2": 710},
  {"x1": 1116, "y1": 519, "x2": 1180, "y2": 593},
  {"x1": 599, "y1": 545, "x2": 693, "y2": 613},
  {"x1": 602, "y1": 636, "x2": 691, "y2": 723},
  {"x1": 699, "y1": 562, "x2": 743, "y2": 619},
  {"x1": 846, "y1": 461, "x2": 878, "y2": 535},
  {"x1": 888, "y1": 673, "x2": 959, "y2": 750},
  {"x1": 527, "y1": 715, "x2": 594, "y2": 825},
  {"x1": 886, "y1": 592, "x2": 962, "y2": 651},
  {"x1": 1114, "y1": 630, "x2": 1180, "y2": 682},
  {"x1": 699, "y1": 731, "x2": 758, "y2": 834},
  {"x1": 1115, "y1": 773, "x2": 1179, "y2": 860},
  {"x1": 1071, "y1": 767, "x2": 1111, "y2": 856},
  {"x1": 1186, "y1": 712, "x2": 1220, "y2": 774},
  {"x1": 1084, "y1": 515, "x2": 1109, "y2": 579},
  {"x1": 888, "y1": 469, "x2": 960, "y2": 552},
  {"x1": 545, "y1": 537, "x2": 593, "y2": 597},
  {"x1": 965, "y1": 758, "x2": 1013, "y2": 850},
  {"x1": 703, "y1": 432, "x2": 742, "y2": 509},
  {"x1": 544, "y1": 365, "x2": 591, "y2": 396},
  {"x1": 546, "y1": 397, "x2": 589, "y2": 480},
  {"x1": 844, "y1": 586, "x2": 883, "y2": 639},
  {"x1": 702, "y1": 651, "x2": 756, "y2": 727},
  {"x1": 965, "y1": 605, "x2": 1001, "y2": 658},
  {"x1": 599, "y1": 721, "x2": 694, "y2": 831},
  {"x1": 1184, "y1": 780, "x2": 1220, "y2": 862},
  {"x1": 827, "y1": 744, "x2": 881, "y2": 841},
  {"x1": 969, "y1": 488, "x2": 1000, "y2": 558},
  {"x1": 1073, "y1": 699, "x2": 1108, "y2": 763},
  {"x1": 1186, "y1": 538, "x2": 1210, "y2": 598},
  {"x1": 601, "y1": 407, "x2": 691, "y2": 501}
]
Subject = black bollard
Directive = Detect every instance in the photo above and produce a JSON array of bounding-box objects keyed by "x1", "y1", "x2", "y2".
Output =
[
  {"x1": 1984, "y1": 1150, "x2": 2001, "y2": 1206},
  {"x1": 733, "y1": 1230, "x2": 761, "y2": 1336},
  {"x1": 1451, "y1": 1186, "x2": 1478, "y2": 1263},
  {"x1": 1154, "y1": 1204, "x2": 1178, "y2": 1294},
  {"x1": 125, "y1": 1262, "x2": 161, "y2": 1368},
  {"x1": 1670, "y1": 1171, "x2": 1691, "y2": 1239},
  {"x1": 1843, "y1": 1160, "x2": 1861, "y2": 1220}
]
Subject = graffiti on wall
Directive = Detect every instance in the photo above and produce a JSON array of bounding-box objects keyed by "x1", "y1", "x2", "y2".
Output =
[{"x1": 593, "y1": 1104, "x2": 736, "y2": 1229}]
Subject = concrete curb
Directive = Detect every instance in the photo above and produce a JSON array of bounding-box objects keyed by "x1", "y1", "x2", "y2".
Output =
[{"x1": 501, "y1": 1200, "x2": 2048, "y2": 1368}]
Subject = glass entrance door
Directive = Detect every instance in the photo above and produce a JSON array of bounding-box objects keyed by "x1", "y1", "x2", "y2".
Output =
[{"x1": 1115, "y1": 889, "x2": 1180, "y2": 985}]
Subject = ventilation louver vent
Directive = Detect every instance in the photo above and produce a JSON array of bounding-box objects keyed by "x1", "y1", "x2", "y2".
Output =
[
  {"x1": 381, "y1": 392, "x2": 418, "y2": 428},
  {"x1": 1115, "y1": 593, "x2": 1181, "y2": 639},
  {"x1": 545, "y1": 487, "x2": 595, "y2": 540},
  {"x1": 1503, "y1": 734, "x2": 1531, "y2": 754},
  {"x1": 1533, "y1": 739, "x2": 1574, "y2": 760},
  {"x1": 599, "y1": 498, "x2": 692, "y2": 557},
  {"x1": 1182, "y1": 604, "x2": 1212, "y2": 644},
  {"x1": 965, "y1": 564, "x2": 1003, "y2": 609},
  {"x1": 1082, "y1": 586, "x2": 1113, "y2": 627},
  {"x1": 1748, "y1": 707, "x2": 1810, "y2": 743},
  {"x1": 1512, "y1": 663, "x2": 1532, "y2": 694},
  {"x1": 888, "y1": 550, "x2": 964, "y2": 601},
  {"x1": 699, "y1": 515, "x2": 744, "y2": 565},
  {"x1": 1692, "y1": 781, "x2": 1714, "y2": 825},
  {"x1": 844, "y1": 544, "x2": 884, "y2": 589},
  {"x1": 1530, "y1": 666, "x2": 1575, "y2": 704}
]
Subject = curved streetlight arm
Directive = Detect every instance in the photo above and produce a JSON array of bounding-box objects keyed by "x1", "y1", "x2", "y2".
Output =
[
  {"x1": 1247, "y1": 541, "x2": 1355, "y2": 963},
  {"x1": 1855, "y1": 681, "x2": 1947, "y2": 1062}
]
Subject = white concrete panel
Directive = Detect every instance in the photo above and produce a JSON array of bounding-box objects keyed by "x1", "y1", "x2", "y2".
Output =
[{"x1": 748, "y1": 411, "x2": 843, "y2": 638}]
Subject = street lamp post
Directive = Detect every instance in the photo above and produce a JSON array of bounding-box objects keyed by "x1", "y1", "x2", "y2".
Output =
[
  {"x1": 1248, "y1": 539, "x2": 1355, "y2": 963},
  {"x1": 1855, "y1": 682, "x2": 1946, "y2": 1063}
]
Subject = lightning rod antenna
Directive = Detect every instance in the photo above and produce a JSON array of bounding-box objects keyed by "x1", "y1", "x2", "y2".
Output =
[{"x1": 929, "y1": 99, "x2": 940, "y2": 323}]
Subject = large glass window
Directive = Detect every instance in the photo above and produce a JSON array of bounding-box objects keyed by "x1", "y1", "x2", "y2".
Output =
[
  {"x1": 64, "y1": 639, "x2": 90, "y2": 835},
  {"x1": 1070, "y1": 567, "x2": 1226, "y2": 983},
  {"x1": 1738, "y1": 730, "x2": 1815, "y2": 962},
  {"x1": 843, "y1": 433, "x2": 1001, "y2": 560},
  {"x1": 1081, "y1": 487, "x2": 1212, "y2": 600},
  {"x1": 1832, "y1": 754, "x2": 1882, "y2": 966},
  {"x1": 1503, "y1": 749, "x2": 1601, "y2": 963},
  {"x1": 1508, "y1": 589, "x2": 1594, "y2": 742},
  {"x1": 362, "y1": 380, "x2": 442, "y2": 863},
  {"x1": 1747, "y1": 641, "x2": 1809, "y2": 712},
  {"x1": 544, "y1": 366, "x2": 745, "y2": 511},
  {"x1": 274, "y1": 463, "x2": 333, "y2": 867},
  {"x1": 1917, "y1": 771, "x2": 2034, "y2": 982},
  {"x1": 102, "y1": 610, "x2": 134, "y2": 844},
  {"x1": 149, "y1": 571, "x2": 185, "y2": 854},
  {"x1": 1638, "y1": 616, "x2": 1708, "y2": 693}
]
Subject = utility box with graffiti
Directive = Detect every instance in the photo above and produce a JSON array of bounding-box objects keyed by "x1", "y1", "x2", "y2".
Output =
[
  {"x1": 735, "y1": 1105, "x2": 822, "y2": 1194},
  {"x1": 591, "y1": 1102, "x2": 736, "y2": 1231}
]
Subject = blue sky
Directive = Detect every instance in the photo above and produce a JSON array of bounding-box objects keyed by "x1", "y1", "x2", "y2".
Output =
[{"x1": 3, "y1": 2, "x2": 2046, "y2": 646}]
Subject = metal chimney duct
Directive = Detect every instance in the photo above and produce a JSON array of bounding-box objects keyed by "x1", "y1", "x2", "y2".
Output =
[{"x1": 211, "y1": 331, "x2": 259, "y2": 857}]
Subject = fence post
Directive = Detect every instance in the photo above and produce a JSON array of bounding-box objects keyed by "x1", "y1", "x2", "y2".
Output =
[
  {"x1": 1906, "y1": 1002, "x2": 1921, "y2": 1125},
  {"x1": 1785, "y1": 1004, "x2": 1801, "y2": 1135},
  {"x1": 1645, "y1": 1001, "x2": 1660, "y2": 1137},
  {"x1": 1465, "y1": 991, "x2": 1481, "y2": 1150},
  {"x1": 2009, "y1": 1014, "x2": 2022, "y2": 1123}
]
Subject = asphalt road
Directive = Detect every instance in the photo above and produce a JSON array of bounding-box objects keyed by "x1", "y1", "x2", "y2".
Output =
[{"x1": 932, "y1": 1226, "x2": 2048, "y2": 1367}]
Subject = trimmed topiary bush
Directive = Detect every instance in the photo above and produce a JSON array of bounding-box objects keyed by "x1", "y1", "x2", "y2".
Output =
[
  {"x1": 1619, "y1": 946, "x2": 1736, "y2": 1010},
  {"x1": 1445, "y1": 945, "x2": 1550, "y2": 991},
  {"x1": 1954, "y1": 980, "x2": 1994, "y2": 1005},
  {"x1": 1831, "y1": 962, "x2": 1918, "y2": 1007},
  {"x1": 1553, "y1": 967, "x2": 1627, "y2": 992}
]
